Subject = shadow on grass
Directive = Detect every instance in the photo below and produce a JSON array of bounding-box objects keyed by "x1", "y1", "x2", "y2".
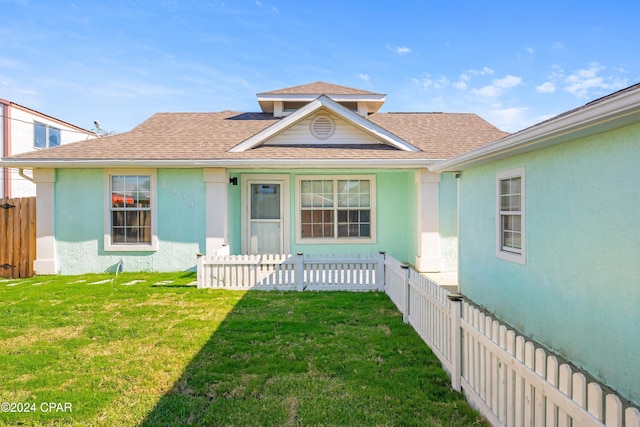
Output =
[{"x1": 139, "y1": 291, "x2": 487, "y2": 427}]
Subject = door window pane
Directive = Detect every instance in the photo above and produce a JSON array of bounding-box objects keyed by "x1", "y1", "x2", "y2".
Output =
[{"x1": 251, "y1": 184, "x2": 280, "y2": 220}]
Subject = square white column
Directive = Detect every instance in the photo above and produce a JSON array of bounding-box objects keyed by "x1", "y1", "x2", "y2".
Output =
[
  {"x1": 415, "y1": 169, "x2": 442, "y2": 272},
  {"x1": 204, "y1": 168, "x2": 228, "y2": 255},
  {"x1": 33, "y1": 168, "x2": 56, "y2": 274}
]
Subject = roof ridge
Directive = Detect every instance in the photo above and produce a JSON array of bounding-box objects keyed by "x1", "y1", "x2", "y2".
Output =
[{"x1": 260, "y1": 81, "x2": 383, "y2": 96}]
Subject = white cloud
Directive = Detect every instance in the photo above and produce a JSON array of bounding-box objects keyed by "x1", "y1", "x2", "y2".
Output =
[
  {"x1": 526, "y1": 47, "x2": 534, "y2": 54},
  {"x1": 453, "y1": 81, "x2": 467, "y2": 90},
  {"x1": 494, "y1": 75, "x2": 522, "y2": 89},
  {"x1": 359, "y1": 73, "x2": 370, "y2": 81},
  {"x1": 536, "y1": 82, "x2": 556, "y2": 94},
  {"x1": 387, "y1": 45, "x2": 412, "y2": 55},
  {"x1": 563, "y1": 63, "x2": 628, "y2": 98},
  {"x1": 487, "y1": 106, "x2": 530, "y2": 132},
  {"x1": 412, "y1": 74, "x2": 450, "y2": 90},
  {"x1": 473, "y1": 85, "x2": 501, "y2": 97},
  {"x1": 455, "y1": 67, "x2": 493, "y2": 89},
  {"x1": 472, "y1": 74, "x2": 522, "y2": 97},
  {"x1": 255, "y1": 0, "x2": 262, "y2": 5}
]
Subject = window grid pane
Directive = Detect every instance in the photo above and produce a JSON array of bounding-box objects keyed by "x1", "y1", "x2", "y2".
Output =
[
  {"x1": 111, "y1": 175, "x2": 151, "y2": 244},
  {"x1": 500, "y1": 176, "x2": 522, "y2": 252},
  {"x1": 49, "y1": 127, "x2": 61, "y2": 147},
  {"x1": 300, "y1": 178, "x2": 373, "y2": 240},
  {"x1": 34, "y1": 122, "x2": 47, "y2": 148},
  {"x1": 337, "y1": 209, "x2": 371, "y2": 237}
]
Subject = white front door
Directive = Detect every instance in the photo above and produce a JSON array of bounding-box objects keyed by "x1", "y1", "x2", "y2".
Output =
[{"x1": 243, "y1": 176, "x2": 289, "y2": 255}]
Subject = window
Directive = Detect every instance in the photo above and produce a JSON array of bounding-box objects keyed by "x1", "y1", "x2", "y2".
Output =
[
  {"x1": 34, "y1": 122, "x2": 61, "y2": 149},
  {"x1": 104, "y1": 170, "x2": 157, "y2": 251},
  {"x1": 297, "y1": 176, "x2": 375, "y2": 243},
  {"x1": 497, "y1": 168, "x2": 525, "y2": 264}
]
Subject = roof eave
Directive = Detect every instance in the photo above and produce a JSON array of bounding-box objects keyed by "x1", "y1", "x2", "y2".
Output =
[
  {"x1": 429, "y1": 86, "x2": 640, "y2": 173},
  {"x1": 0, "y1": 158, "x2": 437, "y2": 170},
  {"x1": 256, "y1": 93, "x2": 387, "y2": 102}
]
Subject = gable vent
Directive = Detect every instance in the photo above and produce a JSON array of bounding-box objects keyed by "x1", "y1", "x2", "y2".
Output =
[{"x1": 310, "y1": 116, "x2": 335, "y2": 140}]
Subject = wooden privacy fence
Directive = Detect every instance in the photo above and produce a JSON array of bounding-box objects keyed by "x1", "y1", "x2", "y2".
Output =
[
  {"x1": 382, "y1": 256, "x2": 640, "y2": 427},
  {"x1": 197, "y1": 252, "x2": 384, "y2": 291},
  {"x1": 0, "y1": 197, "x2": 36, "y2": 279}
]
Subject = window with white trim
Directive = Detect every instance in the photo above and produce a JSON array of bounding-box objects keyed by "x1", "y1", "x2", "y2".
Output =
[
  {"x1": 497, "y1": 168, "x2": 525, "y2": 264},
  {"x1": 34, "y1": 121, "x2": 61, "y2": 149},
  {"x1": 104, "y1": 170, "x2": 158, "y2": 251},
  {"x1": 296, "y1": 176, "x2": 375, "y2": 243}
]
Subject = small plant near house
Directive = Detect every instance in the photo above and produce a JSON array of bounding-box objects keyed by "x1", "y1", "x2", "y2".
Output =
[{"x1": 0, "y1": 273, "x2": 488, "y2": 426}]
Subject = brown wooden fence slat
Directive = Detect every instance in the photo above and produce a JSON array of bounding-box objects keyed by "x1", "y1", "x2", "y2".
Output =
[
  {"x1": 0, "y1": 197, "x2": 36, "y2": 279},
  {"x1": 28, "y1": 197, "x2": 36, "y2": 278},
  {"x1": 0, "y1": 198, "x2": 6, "y2": 279}
]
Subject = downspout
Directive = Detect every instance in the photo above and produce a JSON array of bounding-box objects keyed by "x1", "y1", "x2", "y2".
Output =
[
  {"x1": 19, "y1": 169, "x2": 34, "y2": 183},
  {"x1": 2, "y1": 101, "x2": 11, "y2": 198}
]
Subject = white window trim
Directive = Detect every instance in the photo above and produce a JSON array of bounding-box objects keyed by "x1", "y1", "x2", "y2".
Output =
[
  {"x1": 496, "y1": 167, "x2": 525, "y2": 264},
  {"x1": 104, "y1": 169, "x2": 158, "y2": 252},
  {"x1": 34, "y1": 121, "x2": 61, "y2": 149},
  {"x1": 240, "y1": 174, "x2": 290, "y2": 255},
  {"x1": 295, "y1": 175, "x2": 376, "y2": 245}
]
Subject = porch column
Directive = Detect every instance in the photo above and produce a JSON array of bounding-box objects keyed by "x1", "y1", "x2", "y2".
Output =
[
  {"x1": 33, "y1": 168, "x2": 56, "y2": 275},
  {"x1": 204, "y1": 168, "x2": 228, "y2": 255},
  {"x1": 415, "y1": 168, "x2": 441, "y2": 272}
]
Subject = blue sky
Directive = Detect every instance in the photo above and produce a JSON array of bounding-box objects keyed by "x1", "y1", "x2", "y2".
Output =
[{"x1": 1, "y1": 0, "x2": 638, "y2": 134}]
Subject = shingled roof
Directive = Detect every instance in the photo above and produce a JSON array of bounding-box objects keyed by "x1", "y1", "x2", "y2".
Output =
[
  {"x1": 2, "y1": 81, "x2": 510, "y2": 167},
  {"x1": 259, "y1": 81, "x2": 384, "y2": 96},
  {"x1": 5, "y1": 110, "x2": 508, "y2": 165}
]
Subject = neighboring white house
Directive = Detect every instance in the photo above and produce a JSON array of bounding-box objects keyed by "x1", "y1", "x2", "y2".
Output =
[{"x1": 0, "y1": 99, "x2": 95, "y2": 198}]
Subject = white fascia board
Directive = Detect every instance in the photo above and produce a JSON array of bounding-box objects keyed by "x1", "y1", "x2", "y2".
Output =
[
  {"x1": 430, "y1": 86, "x2": 640, "y2": 173},
  {"x1": 229, "y1": 98, "x2": 326, "y2": 152},
  {"x1": 0, "y1": 158, "x2": 437, "y2": 169},
  {"x1": 256, "y1": 93, "x2": 386, "y2": 102},
  {"x1": 231, "y1": 95, "x2": 419, "y2": 153}
]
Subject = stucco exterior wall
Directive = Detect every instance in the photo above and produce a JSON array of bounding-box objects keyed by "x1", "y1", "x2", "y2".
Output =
[
  {"x1": 458, "y1": 121, "x2": 640, "y2": 405},
  {"x1": 52, "y1": 167, "x2": 452, "y2": 277},
  {"x1": 228, "y1": 170, "x2": 420, "y2": 264},
  {"x1": 55, "y1": 169, "x2": 205, "y2": 274}
]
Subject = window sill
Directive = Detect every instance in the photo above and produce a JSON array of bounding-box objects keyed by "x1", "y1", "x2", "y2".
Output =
[
  {"x1": 296, "y1": 237, "x2": 376, "y2": 245},
  {"x1": 104, "y1": 239, "x2": 158, "y2": 252},
  {"x1": 496, "y1": 250, "x2": 525, "y2": 265}
]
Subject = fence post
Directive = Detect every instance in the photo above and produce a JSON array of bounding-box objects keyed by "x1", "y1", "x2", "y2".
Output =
[
  {"x1": 196, "y1": 253, "x2": 204, "y2": 289},
  {"x1": 376, "y1": 252, "x2": 386, "y2": 291},
  {"x1": 402, "y1": 264, "x2": 410, "y2": 323},
  {"x1": 295, "y1": 252, "x2": 304, "y2": 291},
  {"x1": 448, "y1": 293, "x2": 463, "y2": 392}
]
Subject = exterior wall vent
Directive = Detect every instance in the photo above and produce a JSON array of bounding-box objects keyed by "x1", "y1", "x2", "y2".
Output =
[{"x1": 310, "y1": 115, "x2": 335, "y2": 140}]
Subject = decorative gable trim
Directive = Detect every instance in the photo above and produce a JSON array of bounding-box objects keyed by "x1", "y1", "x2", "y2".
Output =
[{"x1": 229, "y1": 95, "x2": 420, "y2": 153}]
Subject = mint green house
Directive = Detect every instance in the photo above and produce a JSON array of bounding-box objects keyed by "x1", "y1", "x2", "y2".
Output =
[
  {"x1": 430, "y1": 83, "x2": 640, "y2": 406},
  {"x1": 0, "y1": 82, "x2": 506, "y2": 276}
]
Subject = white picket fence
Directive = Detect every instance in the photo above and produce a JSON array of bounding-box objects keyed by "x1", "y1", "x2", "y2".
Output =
[
  {"x1": 196, "y1": 251, "x2": 639, "y2": 426},
  {"x1": 383, "y1": 256, "x2": 640, "y2": 427},
  {"x1": 197, "y1": 253, "x2": 384, "y2": 291}
]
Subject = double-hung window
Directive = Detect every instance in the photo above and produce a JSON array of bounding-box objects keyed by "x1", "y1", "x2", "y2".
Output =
[
  {"x1": 34, "y1": 122, "x2": 61, "y2": 149},
  {"x1": 296, "y1": 176, "x2": 375, "y2": 243},
  {"x1": 496, "y1": 167, "x2": 525, "y2": 264},
  {"x1": 104, "y1": 170, "x2": 158, "y2": 251}
]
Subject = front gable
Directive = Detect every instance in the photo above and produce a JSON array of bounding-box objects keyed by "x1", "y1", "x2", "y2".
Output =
[
  {"x1": 229, "y1": 95, "x2": 420, "y2": 153},
  {"x1": 262, "y1": 110, "x2": 392, "y2": 147}
]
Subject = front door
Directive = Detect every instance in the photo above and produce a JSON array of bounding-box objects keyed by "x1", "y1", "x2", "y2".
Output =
[{"x1": 244, "y1": 176, "x2": 289, "y2": 255}]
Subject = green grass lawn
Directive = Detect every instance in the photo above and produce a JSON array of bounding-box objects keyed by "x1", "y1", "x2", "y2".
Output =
[{"x1": 0, "y1": 273, "x2": 487, "y2": 426}]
